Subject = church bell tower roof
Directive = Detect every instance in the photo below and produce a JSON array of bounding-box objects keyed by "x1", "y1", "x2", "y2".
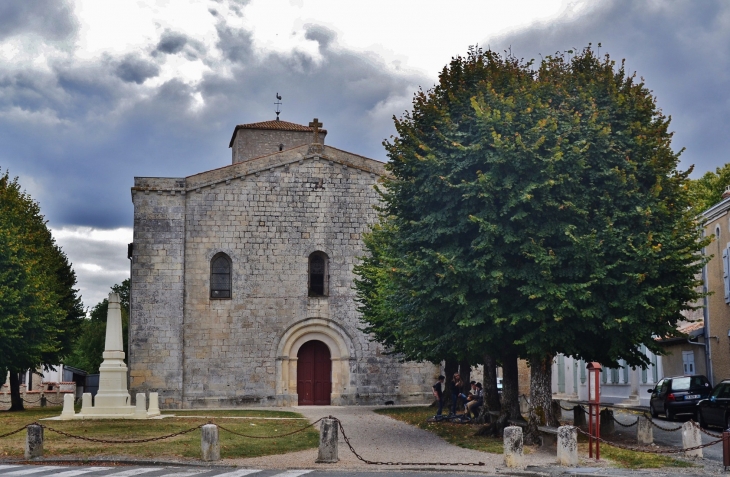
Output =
[{"x1": 228, "y1": 120, "x2": 327, "y2": 147}]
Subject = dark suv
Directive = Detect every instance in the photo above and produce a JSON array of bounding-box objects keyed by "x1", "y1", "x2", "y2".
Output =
[
  {"x1": 648, "y1": 375, "x2": 712, "y2": 420},
  {"x1": 697, "y1": 379, "x2": 730, "y2": 429}
]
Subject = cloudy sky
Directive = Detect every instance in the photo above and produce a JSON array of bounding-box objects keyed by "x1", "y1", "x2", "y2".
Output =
[{"x1": 2, "y1": 0, "x2": 729, "y2": 307}]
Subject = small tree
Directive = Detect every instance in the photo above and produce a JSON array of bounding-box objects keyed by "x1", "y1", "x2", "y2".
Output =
[{"x1": 0, "y1": 170, "x2": 84, "y2": 411}]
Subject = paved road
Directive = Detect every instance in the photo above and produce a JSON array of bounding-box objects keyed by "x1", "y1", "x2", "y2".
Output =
[{"x1": 0, "y1": 465, "x2": 499, "y2": 477}]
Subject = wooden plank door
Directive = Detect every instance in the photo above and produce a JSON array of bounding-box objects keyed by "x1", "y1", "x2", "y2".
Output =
[{"x1": 297, "y1": 340, "x2": 331, "y2": 405}]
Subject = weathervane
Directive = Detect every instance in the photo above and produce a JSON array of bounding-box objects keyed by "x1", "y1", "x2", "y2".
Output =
[{"x1": 275, "y1": 92, "x2": 282, "y2": 121}]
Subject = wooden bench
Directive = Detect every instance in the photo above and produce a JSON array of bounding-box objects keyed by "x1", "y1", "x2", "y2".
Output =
[{"x1": 537, "y1": 425, "x2": 559, "y2": 446}]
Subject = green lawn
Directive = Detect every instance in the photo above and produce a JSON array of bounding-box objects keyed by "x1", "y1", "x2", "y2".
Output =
[{"x1": 0, "y1": 406, "x2": 318, "y2": 460}]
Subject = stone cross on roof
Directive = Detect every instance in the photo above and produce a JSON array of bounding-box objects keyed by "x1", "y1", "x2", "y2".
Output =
[{"x1": 309, "y1": 118, "x2": 323, "y2": 144}]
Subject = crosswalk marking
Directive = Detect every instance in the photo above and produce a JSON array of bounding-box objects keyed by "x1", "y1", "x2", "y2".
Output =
[
  {"x1": 48, "y1": 467, "x2": 112, "y2": 477},
  {"x1": 271, "y1": 471, "x2": 312, "y2": 477},
  {"x1": 101, "y1": 469, "x2": 159, "y2": 477},
  {"x1": 154, "y1": 470, "x2": 210, "y2": 477},
  {"x1": 0, "y1": 467, "x2": 20, "y2": 472},
  {"x1": 209, "y1": 470, "x2": 262, "y2": 477},
  {"x1": 4, "y1": 467, "x2": 64, "y2": 476}
]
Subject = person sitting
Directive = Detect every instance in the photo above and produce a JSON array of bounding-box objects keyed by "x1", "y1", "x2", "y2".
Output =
[{"x1": 466, "y1": 383, "x2": 484, "y2": 418}]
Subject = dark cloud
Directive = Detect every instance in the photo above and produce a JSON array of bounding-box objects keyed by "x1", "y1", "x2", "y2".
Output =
[
  {"x1": 304, "y1": 24, "x2": 336, "y2": 50},
  {"x1": 490, "y1": 0, "x2": 730, "y2": 176},
  {"x1": 215, "y1": 23, "x2": 254, "y2": 63},
  {"x1": 155, "y1": 31, "x2": 189, "y2": 55},
  {"x1": 115, "y1": 54, "x2": 161, "y2": 84},
  {"x1": 0, "y1": 0, "x2": 77, "y2": 41}
]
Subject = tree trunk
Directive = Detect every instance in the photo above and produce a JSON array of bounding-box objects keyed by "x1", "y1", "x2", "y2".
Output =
[
  {"x1": 443, "y1": 359, "x2": 458, "y2": 411},
  {"x1": 525, "y1": 354, "x2": 559, "y2": 444},
  {"x1": 501, "y1": 349, "x2": 520, "y2": 420},
  {"x1": 8, "y1": 371, "x2": 24, "y2": 411},
  {"x1": 459, "y1": 359, "x2": 471, "y2": 389},
  {"x1": 483, "y1": 353, "x2": 501, "y2": 412}
]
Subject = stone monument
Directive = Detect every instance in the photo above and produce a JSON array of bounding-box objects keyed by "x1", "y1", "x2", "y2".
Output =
[{"x1": 58, "y1": 293, "x2": 160, "y2": 419}]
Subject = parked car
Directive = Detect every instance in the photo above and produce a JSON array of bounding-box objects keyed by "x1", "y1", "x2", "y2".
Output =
[
  {"x1": 696, "y1": 379, "x2": 730, "y2": 429},
  {"x1": 648, "y1": 375, "x2": 712, "y2": 420}
]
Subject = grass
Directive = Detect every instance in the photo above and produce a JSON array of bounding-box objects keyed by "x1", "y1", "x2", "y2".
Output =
[
  {"x1": 0, "y1": 406, "x2": 318, "y2": 460},
  {"x1": 374, "y1": 406, "x2": 504, "y2": 454},
  {"x1": 579, "y1": 441, "x2": 694, "y2": 469}
]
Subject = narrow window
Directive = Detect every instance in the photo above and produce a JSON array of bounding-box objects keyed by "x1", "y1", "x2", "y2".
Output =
[
  {"x1": 210, "y1": 253, "x2": 232, "y2": 299},
  {"x1": 279, "y1": 143, "x2": 284, "y2": 151},
  {"x1": 308, "y1": 252, "x2": 329, "y2": 297}
]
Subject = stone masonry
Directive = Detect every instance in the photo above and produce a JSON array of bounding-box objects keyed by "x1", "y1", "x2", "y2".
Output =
[{"x1": 130, "y1": 119, "x2": 438, "y2": 408}]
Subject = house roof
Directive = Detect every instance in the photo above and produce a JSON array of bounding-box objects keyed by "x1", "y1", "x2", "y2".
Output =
[
  {"x1": 228, "y1": 120, "x2": 328, "y2": 147},
  {"x1": 656, "y1": 321, "x2": 705, "y2": 343}
]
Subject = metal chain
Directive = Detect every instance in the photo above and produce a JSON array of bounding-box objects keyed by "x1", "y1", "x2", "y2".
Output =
[
  {"x1": 559, "y1": 404, "x2": 575, "y2": 412},
  {"x1": 573, "y1": 426, "x2": 721, "y2": 454},
  {"x1": 690, "y1": 420, "x2": 724, "y2": 439},
  {"x1": 642, "y1": 414, "x2": 682, "y2": 432},
  {"x1": 612, "y1": 416, "x2": 638, "y2": 428},
  {"x1": 216, "y1": 418, "x2": 322, "y2": 439},
  {"x1": 0, "y1": 424, "x2": 30, "y2": 439},
  {"x1": 335, "y1": 418, "x2": 484, "y2": 466},
  {"x1": 40, "y1": 422, "x2": 204, "y2": 444},
  {"x1": 22, "y1": 396, "x2": 43, "y2": 404}
]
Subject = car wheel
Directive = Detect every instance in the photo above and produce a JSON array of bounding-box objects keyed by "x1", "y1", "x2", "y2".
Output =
[
  {"x1": 665, "y1": 406, "x2": 674, "y2": 421},
  {"x1": 698, "y1": 409, "x2": 707, "y2": 428},
  {"x1": 651, "y1": 404, "x2": 658, "y2": 418}
]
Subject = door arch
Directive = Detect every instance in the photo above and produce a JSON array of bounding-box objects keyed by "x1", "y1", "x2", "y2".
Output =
[{"x1": 297, "y1": 340, "x2": 332, "y2": 405}]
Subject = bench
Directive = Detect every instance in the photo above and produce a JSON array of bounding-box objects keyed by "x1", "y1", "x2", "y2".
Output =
[{"x1": 537, "y1": 425, "x2": 559, "y2": 446}]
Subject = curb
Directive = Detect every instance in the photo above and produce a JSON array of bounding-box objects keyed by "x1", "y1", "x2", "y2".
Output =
[{"x1": 0, "y1": 458, "x2": 235, "y2": 468}]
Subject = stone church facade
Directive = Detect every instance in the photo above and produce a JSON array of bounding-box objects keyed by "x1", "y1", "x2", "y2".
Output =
[{"x1": 129, "y1": 118, "x2": 438, "y2": 408}]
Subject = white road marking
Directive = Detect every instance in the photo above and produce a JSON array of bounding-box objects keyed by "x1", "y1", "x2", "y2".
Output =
[
  {"x1": 101, "y1": 469, "x2": 159, "y2": 477},
  {"x1": 154, "y1": 470, "x2": 210, "y2": 477},
  {"x1": 270, "y1": 471, "x2": 312, "y2": 477},
  {"x1": 209, "y1": 470, "x2": 262, "y2": 477},
  {"x1": 0, "y1": 467, "x2": 21, "y2": 472},
  {"x1": 48, "y1": 468, "x2": 111, "y2": 477},
  {"x1": 3, "y1": 467, "x2": 64, "y2": 476}
]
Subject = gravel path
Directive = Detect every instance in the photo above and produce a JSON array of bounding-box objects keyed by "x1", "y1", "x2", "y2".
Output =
[{"x1": 223, "y1": 405, "x2": 557, "y2": 471}]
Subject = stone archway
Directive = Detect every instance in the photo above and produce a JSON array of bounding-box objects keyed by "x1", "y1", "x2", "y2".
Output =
[{"x1": 275, "y1": 318, "x2": 355, "y2": 406}]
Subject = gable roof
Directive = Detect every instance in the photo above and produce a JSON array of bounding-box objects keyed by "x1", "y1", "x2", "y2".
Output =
[{"x1": 228, "y1": 120, "x2": 328, "y2": 147}]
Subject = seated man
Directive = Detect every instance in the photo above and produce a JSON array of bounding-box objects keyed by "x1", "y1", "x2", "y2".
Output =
[{"x1": 466, "y1": 382, "x2": 484, "y2": 417}]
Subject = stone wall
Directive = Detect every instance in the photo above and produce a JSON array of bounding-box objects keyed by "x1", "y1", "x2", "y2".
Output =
[
  {"x1": 131, "y1": 146, "x2": 438, "y2": 408},
  {"x1": 231, "y1": 129, "x2": 326, "y2": 164}
]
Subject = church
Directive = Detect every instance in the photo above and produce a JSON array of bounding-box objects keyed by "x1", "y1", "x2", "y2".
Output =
[{"x1": 128, "y1": 116, "x2": 438, "y2": 408}]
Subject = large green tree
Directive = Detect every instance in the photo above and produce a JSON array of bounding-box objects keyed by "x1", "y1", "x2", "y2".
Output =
[
  {"x1": 66, "y1": 279, "x2": 129, "y2": 374},
  {"x1": 688, "y1": 162, "x2": 730, "y2": 214},
  {"x1": 354, "y1": 47, "x2": 708, "y2": 434},
  {"x1": 0, "y1": 171, "x2": 84, "y2": 411}
]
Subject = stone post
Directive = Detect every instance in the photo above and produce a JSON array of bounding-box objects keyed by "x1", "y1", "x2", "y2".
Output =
[
  {"x1": 25, "y1": 424, "x2": 43, "y2": 459},
  {"x1": 201, "y1": 424, "x2": 220, "y2": 461},
  {"x1": 557, "y1": 426, "x2": 578, "y2": 466},
  {"x1": 134, "y1": 393, "x2": 147, "y2": 419},
  {"x1": 573, "y1": 405, "x2": 586, "y2": 427},
  {"x1": 316, "y1": 417, "x2": 339, "y2": 463},
  {"x1": 503, "y1": 426, "x2": 523, "y2": 468},
  {"x1": 60, "y1": 393, "x2": 75, "y2": 420},
  {"x1": 147, "y1": 392, "x2": 160, "y2": 417},
  {"x1": 599, "y1": 409, "x2": 614, "y2": 435},
  {"x1": 81, "y1": 392, "x2": 92, "y2": 411},
  {"x1": 682, "y1": 421, "x2": 702, "y2": 458},
  {"x1": 637, "y1": 416, "x2": 653, "y2": 445},
  {"x1": 40, "y1": 394, "x2": 46, "y2": 408}
]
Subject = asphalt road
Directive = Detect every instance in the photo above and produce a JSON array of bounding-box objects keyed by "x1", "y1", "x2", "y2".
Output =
[{"x1": 0, "y1": 465, "x2": 500, "y2": 477}]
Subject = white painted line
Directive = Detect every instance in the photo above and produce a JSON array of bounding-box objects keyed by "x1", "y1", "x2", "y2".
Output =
[
  {"x1": 48, "y1": 467, "x2": 111, "y2": 477},
  {"x1": 0, "y1": 467, "x2": 21, "y2": 472},
  {"x1": 154, "y1": 470, "x2": 210, "y2": 477},
  {"x1": 209, "y1": 470, "x2": 262, "y2": 477},
  {"x1": 101, "y1": 469, "x2": 159, "y2": 477},
  {"x1": 4, "y1": 467, "x2": 64, "y2": 476},
  {"x1": 270, "y1": 471, "x2": 312, "y2": 477}
]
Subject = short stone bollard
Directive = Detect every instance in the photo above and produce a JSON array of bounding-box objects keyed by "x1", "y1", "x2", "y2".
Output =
[
  {"x1": 40, "y1": 395, "x2": 47, "y2": 408},
  {"x1": 316, "y1": 417, "x2": 339, "y2": 463},
  {"x1": 637, "y1": 416, "x2": 653, "y2": 445},
  {"x1": 201, "y1": 424, "x2": 220, "y2": 461},
  {"x1": 25, "y1": 424, "x2": 43, "y2": 459},
  {"x1": 147, "y1": 392, "x2": 160, "y2": 417},
  {"x1": 82, "y1": 392, "x2": 93, "y2": 410},
  {"x1": 557, "y1": 426, "x2": 578, "y2": 466},
  {"x1": 60, "y1": 393, "x2": 75, "y2": 419},
  {"x1": 503, "y1": 426, "x2": 524, "y2": 468},
  {"x1": 682, "y1": 421, "x2": 702, "y2": 458},
  {"x1": 573, "y1": 405, "x2": 586, "y2": 427},
  {"x1": 134, "y1": 392, "x2": 147, "y2": 419},
  {"x1": 599, "y1": 409, "x2": 614, "y2": 435}
]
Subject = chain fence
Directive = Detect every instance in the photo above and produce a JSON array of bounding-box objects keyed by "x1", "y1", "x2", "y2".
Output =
[
  {"x1": 641, "y1": 414, "x2": 683, "y2": 432},
  {"x1": 216, "y1": 418, "x2": 322, "y2": 439},
  {"x1": 612, "y1": 415, "x2": 638, "y2": 428},
  {"x1": 573, "y1": 426, "x2": 721, "y2": 454},
  {"x1": 40, "y1": 422, "x2": 205, "y2": 444},
  {"x1": 690, "y1": 421, "x2": 725, "y2": 439},
  {"x1": 334, "y1": 417, "x2": 484, "y2": 466},
  {"x1": 0, "y1": 424, "x2": 30, "y2": 439}
]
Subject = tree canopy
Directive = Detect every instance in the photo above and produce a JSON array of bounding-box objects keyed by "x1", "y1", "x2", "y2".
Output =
[
  {"x1": 688, "y1": 162, "x2": 730, "y2": 215},
  {"x1": 354, "y1": 47, "x2": 708, "y2": 377},
  {"x1": 0, "y1": 170, "x2": 84, "y2": 410}
]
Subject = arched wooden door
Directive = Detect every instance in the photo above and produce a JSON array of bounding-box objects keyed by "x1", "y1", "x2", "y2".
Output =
[{"x1": 297, "y1": 340, "x2": 332, "y2": 405}]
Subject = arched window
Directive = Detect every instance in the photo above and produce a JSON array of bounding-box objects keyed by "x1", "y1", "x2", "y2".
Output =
[
  {"x1": 308, "y1": 252, "x2": 329, "y2": 297},
  {"x1": 210, "y1": 253, "x2": 232, "y2": 299}
]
